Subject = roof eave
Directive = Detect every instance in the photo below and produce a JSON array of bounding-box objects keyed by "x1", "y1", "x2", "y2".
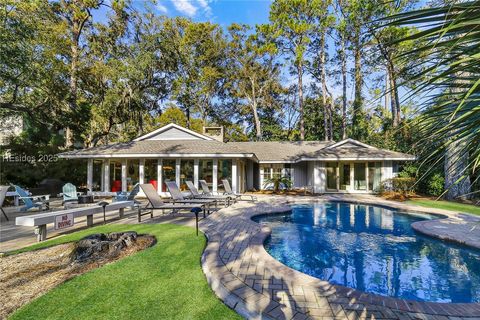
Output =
[{"x1": 58, "y1": 153, "x2": 257, "y2": 159}]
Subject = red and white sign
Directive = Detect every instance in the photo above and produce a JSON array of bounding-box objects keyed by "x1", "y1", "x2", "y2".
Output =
[{"x1": 54, "y1": 213, "x2": 74, "y2": 230}]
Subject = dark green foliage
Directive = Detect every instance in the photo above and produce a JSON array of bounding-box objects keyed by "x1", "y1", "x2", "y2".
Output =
[{"x1": 427, "y1": 173, "x2": 445, "y2": 197}]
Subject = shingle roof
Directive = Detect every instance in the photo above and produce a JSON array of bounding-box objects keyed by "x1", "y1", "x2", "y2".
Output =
[
  {"x1": 227, "y1": 141, "x2": 333, "y2": 161},
  {"x1": 59, "y1": 140, "x2": 253, "y2": 158},
  {"x1": 59, "y1": 138, "x2": 415, "y2": 162},
  {"x1": 228, "y1": 141, "x2": 414, "y2": 162}
]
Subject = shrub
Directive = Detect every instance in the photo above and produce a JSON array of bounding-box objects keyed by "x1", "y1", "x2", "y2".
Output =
[
  {"x1": 263, "y1": 176, "x2": 292, "y2": 192},
  {"x1": 427, "y1": 173, "x2": 444, "y2": 197},
  {"x1": 380, "y1": 177, "x2": 416, "y2": 200}
]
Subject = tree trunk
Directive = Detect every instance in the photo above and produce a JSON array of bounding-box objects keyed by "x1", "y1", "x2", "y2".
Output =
[
  {"x1": 385, "y1": 68, "x2": 390, "y2": 113},
  {"x1": 352, "y1": 34, "x2": 363, "y2": 134},
  {"x1": 341, "y1": 35, "x2": 347, "y2": 140},
  {"x1": 250, "y1": 78, "x2": 262, "y2": 140},
  {"x1": 185, "y1": 108, "x2": 191, "y2": 129},
  {"x1": 444, "y1": 140, "x2": 471, "y2": 200},
  {"x1": 320, "y1": 33, "x2": 329, "y2": 141},
  {"x1": 387, "y1": 63, "x2": 400, "y2": 127},
  {"x1": 298, "y1": 63, "x2": 305, "y2": 140},
  {"x1": 328, "y1": 102, "x2": 333, "y2": 140},
  {"x1": 252, "y1": 102, "x2": 262, "y2": 141}
]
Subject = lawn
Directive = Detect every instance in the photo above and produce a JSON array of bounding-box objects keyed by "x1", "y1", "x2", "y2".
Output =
[
  {"x1": 406, "y1": 199, "x2": 480, "y2": 216},
  {"x1": 9, "y1": 224, "x2": 241, "y2": 320}
]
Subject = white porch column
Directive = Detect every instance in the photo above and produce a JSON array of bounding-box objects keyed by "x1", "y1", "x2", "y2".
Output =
[
  {"x1": 121, "y1": 159, "x2": 127, "y2": 192},
  {"x1": 365, "y1": 162, "x2": 369, "y2": 192},
  {"x1": 103, "y1": 160, "x2": 110, "y2": 192},
  {"x1": 100, "y1": 161, "x2": 105, "y2": 191},
  {"x1": 259, "y1": 165, "x2": 264, "y2": 189},
  {"x1": 350, "y1": 163, "x2": 355, "y2": 191},
  {"x1": 157, "y1": 159, "x2": 163, "y2": 195},
  {"x1": 87, "y1": 159, "x2": 93, "y2": 193},
  {"x1": 232, "y1": 160, "x2": 238, "y2": 193},
  {"x1": 194, "y1": 159, "x2": 199, "y2": 189},
  {"x1": 175, "y1": 159, "x2": 181, "y2": 187},
  {"x1": 212, "y1": 159, "x2": 218, "y2": 193},
  {"x1": 315, "y1": 161, "x2": 326, "y2": 194},
  {"x1": 139, "y1": 159, "x2": 145, "y2": 184}
]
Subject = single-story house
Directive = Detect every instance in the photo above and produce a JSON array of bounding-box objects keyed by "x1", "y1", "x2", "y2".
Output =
[{"x1": 59, "y1": 123, "x2": 415, "y2": 195}]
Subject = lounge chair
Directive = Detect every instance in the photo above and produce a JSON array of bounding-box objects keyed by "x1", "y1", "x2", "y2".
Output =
[
  {"x1": 62, "y1": 183, "x2": 81, "y2": 207},
  {"x1": 0, "y1": 185, "x2": 10, "y2": 220},
  {"x1": 199, "y1": 180, "x2": 215, "y2": 196},
  {"x1": 14, "y1": 185, "x2": 50, "y2": 211},
  {"x1": 165, "y1": 181, "x2": 218, "y2": 209},
  {"x1": 222, "y1": 179, "x2": 257, "y2": 202},
  {"x1": 185, "y1": 181, "x2": 234, "y2": 206},
  {"x1": 114, "y1": 183, "x2": 140, "y2": 202},
  {"x1": 139, "y1": 184, "x2": 205, "y2": 224}
]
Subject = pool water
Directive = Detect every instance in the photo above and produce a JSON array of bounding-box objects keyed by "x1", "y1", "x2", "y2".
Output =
[{"x1": 253, "y1": 202, "x2": 480, "y2": 303}]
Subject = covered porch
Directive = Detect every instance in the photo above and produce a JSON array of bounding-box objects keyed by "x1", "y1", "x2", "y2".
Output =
[{"x1": 85, "y1": 157, "x2": 247, "y2": 196}]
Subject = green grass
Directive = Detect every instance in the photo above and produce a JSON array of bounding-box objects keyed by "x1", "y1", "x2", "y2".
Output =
[
  {"x1": 9, "y1": 224, "x2": 241, "y2": 320},
  {"x1": 406, "y1": 199, "x2": 480, "y2": 216}
]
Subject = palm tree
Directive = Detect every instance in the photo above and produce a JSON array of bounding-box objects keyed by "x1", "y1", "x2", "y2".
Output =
[{"x1": 387, "y1": 1, "x2": 480, "y2": 199}]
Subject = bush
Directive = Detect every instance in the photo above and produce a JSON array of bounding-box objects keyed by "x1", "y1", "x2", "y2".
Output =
[
  {"x1": 427, "y1": 173, "x2": 444, "y2": 197},
  {"x1": 380, "y1": 177, "x2": 416, "y2": 200}
]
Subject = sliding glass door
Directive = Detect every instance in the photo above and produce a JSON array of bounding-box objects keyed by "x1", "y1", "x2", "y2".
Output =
[
  {"x1": 326, "y1": 162, "x2": 338, "y2": 191},
  {"x1": 354, "y1": 163, "x2": 367, "y2": 191}
]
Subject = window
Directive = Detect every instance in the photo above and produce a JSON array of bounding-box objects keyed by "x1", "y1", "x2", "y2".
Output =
[
  {"x1": 162, "y1": 160, "x2": 176, "y2": 192},
  {"x1": 127, "y1": 159, "x2": 139, "y2": 191},
  {"x1": 144, "y1": 159, "x2": 158, "y2": 190},
  {"x1": 326, "y1": 162, "x2": 338, "y2": 190},
  {"x1": 368, "y1": 162, "x2": 382, "y2": 191},
  {"x1": 180, "y1": 160, "x2": 194, "y2": 191},
  {"x1": 109, "y1": 160, "x2": 122, "y2": 192},
  {"x1": 92, "y1": 160, "x2": 103, "y2": 191},
  {"x1": 354, "y1": 163, "x2": 367, "y2": 190},
  {"x1": 199, "y1": 160, "x2": 213, "y2": 184},
  {"x1": 217, "y1": 159, "x2": 232, "y2": 193},
  {"x1": 339, "y1": 163, "x2": 350, "y2": 190}
]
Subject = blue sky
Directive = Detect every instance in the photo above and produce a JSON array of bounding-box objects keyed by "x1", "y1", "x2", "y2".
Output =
[{"x1": 150, "y1": 0, "x2": 271, "y2": 26}]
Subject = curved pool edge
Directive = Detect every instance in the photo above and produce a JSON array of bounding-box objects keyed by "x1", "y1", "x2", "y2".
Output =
[{"x1": 199, "y1": 196, "x2": 480, "y2": 319}]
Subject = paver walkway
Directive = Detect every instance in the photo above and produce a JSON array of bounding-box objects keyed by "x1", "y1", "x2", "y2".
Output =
[{"x1": 199, "y1": 196, "x2": 480, "y2": 320}]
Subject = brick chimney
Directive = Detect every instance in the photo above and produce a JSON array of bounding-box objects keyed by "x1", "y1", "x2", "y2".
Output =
[{"x1": 203, "y1": 126, "x2": 224, "y2": 142}]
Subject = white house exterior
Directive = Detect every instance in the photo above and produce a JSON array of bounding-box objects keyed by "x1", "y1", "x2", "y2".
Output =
[{"x1": 59, "y1": 123, "x2": 415, "y2": 195}]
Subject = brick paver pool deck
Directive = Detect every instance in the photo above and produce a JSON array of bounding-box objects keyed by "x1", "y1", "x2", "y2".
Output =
[{"x1": 199, "y1": 195, "x2": 480, "y2": 320}]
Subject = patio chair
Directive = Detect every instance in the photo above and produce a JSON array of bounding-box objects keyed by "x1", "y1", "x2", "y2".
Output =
[
  {"x1": 185, "y1": 181, "x2": 234, "y2": 206},
  {"x1": 0, "y1": 185, "x2": 10, "y2": 220},
  {"x1": 13, "y1": 185, "x2": 50, "y2": 211},
  {"x1": 139, "y1": 184, "x2": 206, "y2": 225},
  {"x1": 114, "y1": 183, "x2": 140, "y2": 202},
  {"x1": 165, "y1": 181, "x2": 218, "y2": 209},
  {"x1": 199, "y1": 180, "x2": 215, "y2": 196},
  {"x1": 222, "y1": 179, "x2": 257, "y2": 202},
  {"x1": 62, "y1": 183, "x2": 81, "y2": 207}
]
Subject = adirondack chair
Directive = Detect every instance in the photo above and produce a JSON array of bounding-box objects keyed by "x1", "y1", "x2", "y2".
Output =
[
  {"x1": 62, "y1": 183, "x2": 79, "y2": 206},
  {"x1": 14, "y1": 185, "x2": 50, "y2": 211},
  {"x1": 0, "y1": 185, "x2": 10, "y2": 220}
]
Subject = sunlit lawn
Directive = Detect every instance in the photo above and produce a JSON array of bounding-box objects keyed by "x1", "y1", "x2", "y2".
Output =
[
  {"x1": 10, "y1": 224, "x2": 240, "y2": 320},
  {"x1": 407, "y1": 199, "x2": 480, "y2": 216}
]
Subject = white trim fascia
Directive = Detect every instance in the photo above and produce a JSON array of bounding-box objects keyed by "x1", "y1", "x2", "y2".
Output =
[
  {"x1": 133, "y1": 123, "x2": 214, "y2": 141},
  {"x1": 297, "y1": 156, "x2": 416, "y2": 161},
  {"x1": 59, "y1": 153, "x2": 256, "y2": 159},
  {"x1": 326, "y1": 138, "x2": 373, "y2": 149},
  {"x1": 257, "y1": 156, "x2": 415, "y2": 164}
]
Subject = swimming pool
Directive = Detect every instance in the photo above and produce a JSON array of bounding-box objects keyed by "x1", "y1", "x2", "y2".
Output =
[{"x1": 253, "y1": 202, "x2": 480, "y2": 303}]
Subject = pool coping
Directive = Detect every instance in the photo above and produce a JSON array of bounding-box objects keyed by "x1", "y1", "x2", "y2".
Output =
[{"x1": 199, "y1": 195, "x2": 480, "y2": 319}]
